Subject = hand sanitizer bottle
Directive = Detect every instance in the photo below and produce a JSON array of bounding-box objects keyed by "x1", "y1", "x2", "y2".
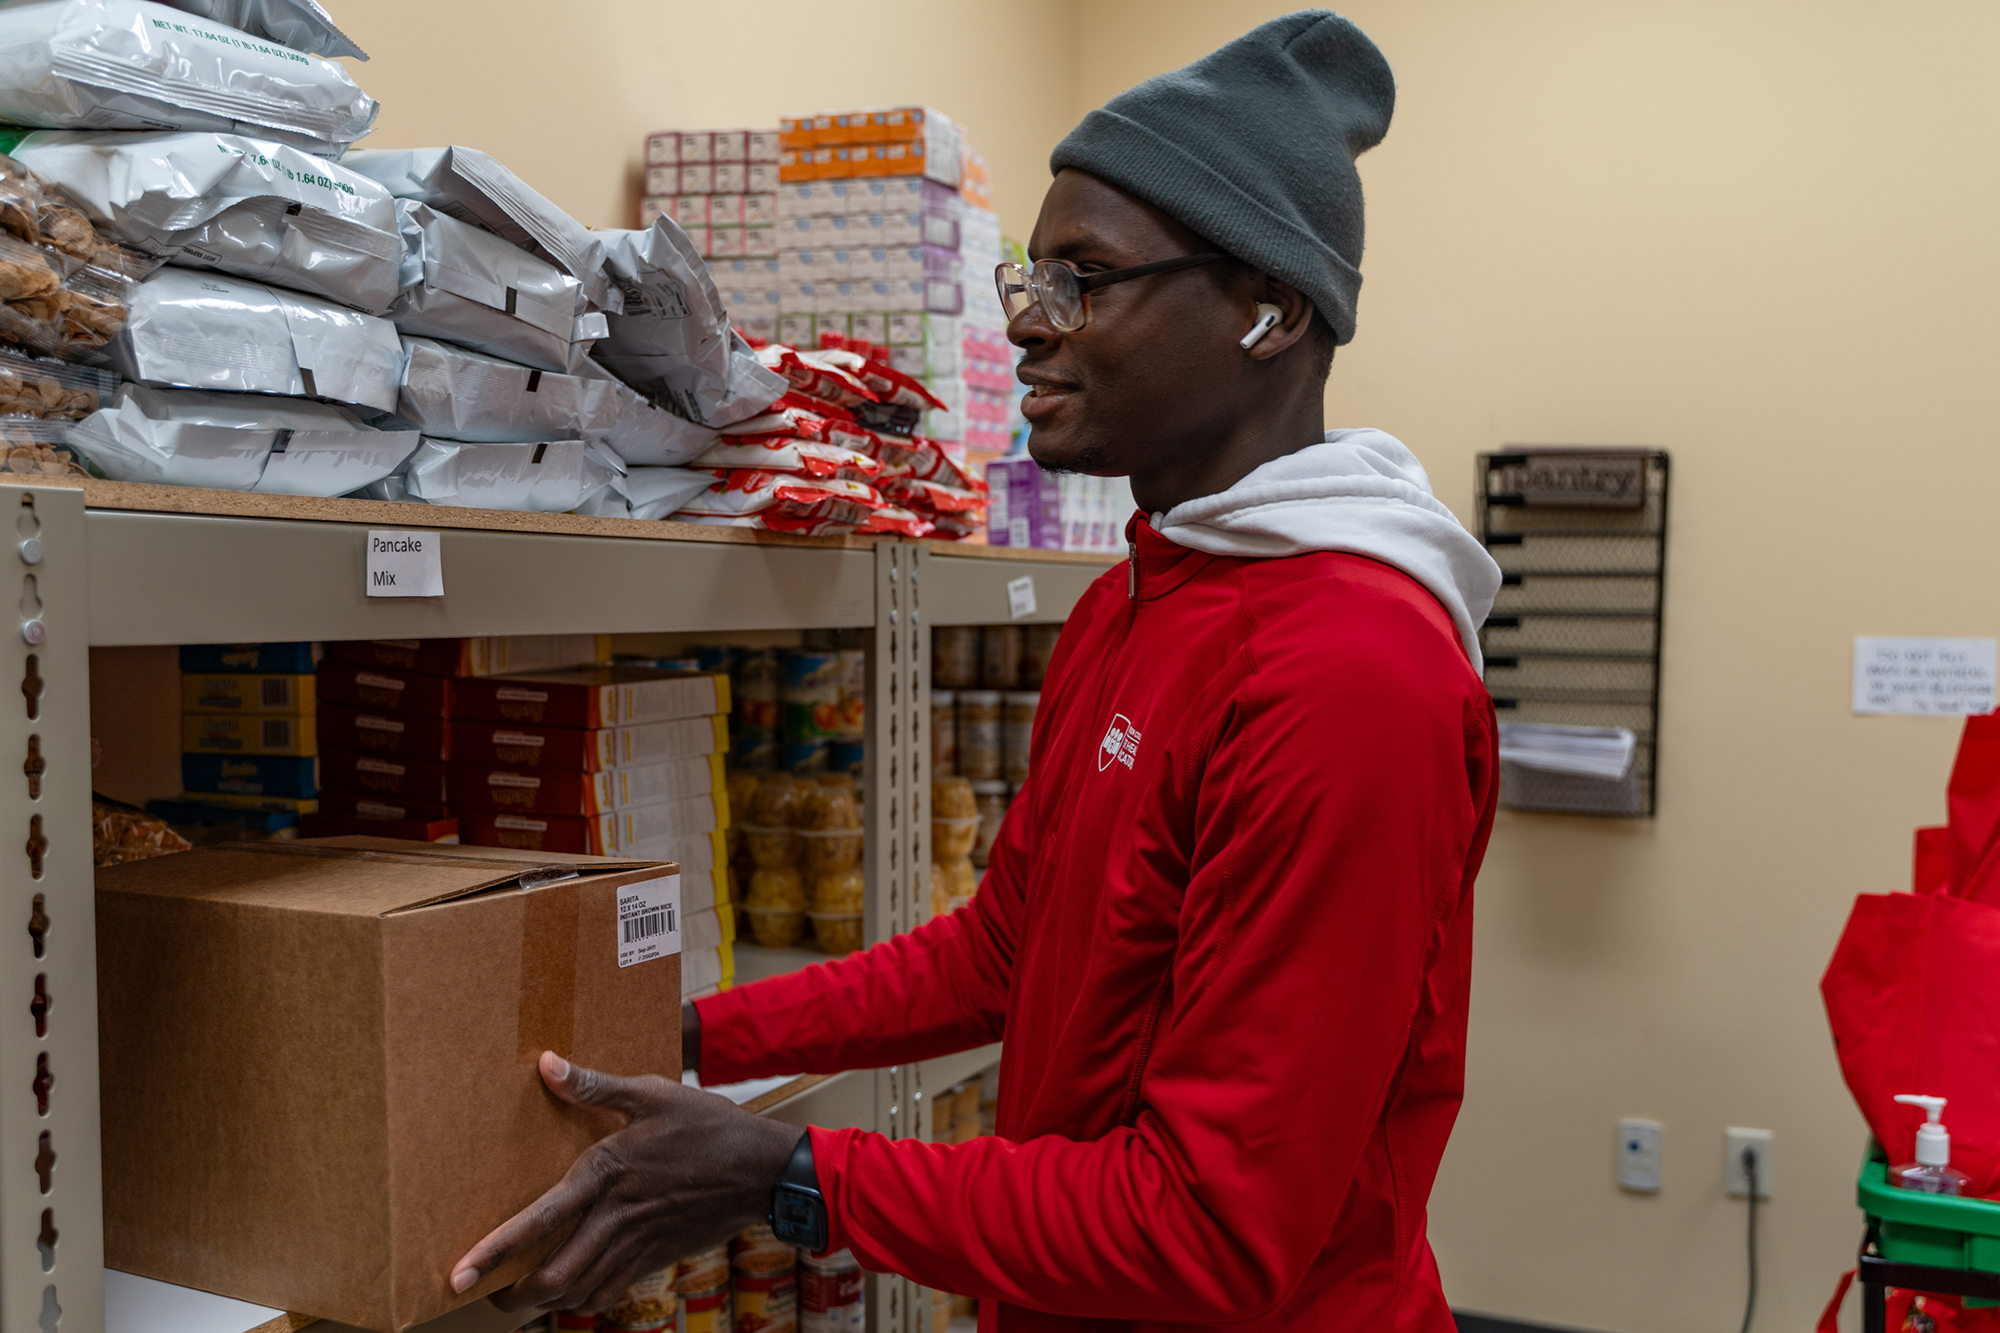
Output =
[{"x1": 1892, "y1": 1095, "x2": 1972, "y2": 1195}]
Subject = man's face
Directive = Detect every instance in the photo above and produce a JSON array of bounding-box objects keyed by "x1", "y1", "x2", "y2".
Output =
[{"x1": 1014, "y1": 170, "x2": 1256, "y2": 477}]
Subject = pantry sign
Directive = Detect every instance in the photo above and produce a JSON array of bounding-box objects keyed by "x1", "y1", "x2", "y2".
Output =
[{"x1": 365, "y1": 530, "x2": 444, "y2": 598}]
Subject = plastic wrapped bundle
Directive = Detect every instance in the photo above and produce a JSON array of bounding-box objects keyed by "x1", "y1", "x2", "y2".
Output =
[
  {"x1": 573, "y1": 357, "x2": 713, "y2": 467},
  {"x1": 392, "y1": 337, "x2": 616, "y2": 443},
  {"x1": 1, "y1": 130, "x2": 401, "y2": 312},
  {"x1": 66, "y1": 382, "x2": 419, "y2": 493},
  {"x1": 0, "y1": 346, "x2": 114, "y2": 419},
  {"x1": 152, "y1": 0, "x2": 366, "y2": 59},
  {"x1": 590, "y1": 218, "x2": 785, "y2": 427},
  {"x1": 674, "y1": 469, "x2": 882, "y2": 536},
  {"x1": 400, "y1": 437, "x2": 622, "y2": 513},
  {"x1": 0, "y1": 0, "x2": 379, "y2": 157},
  {"x1": 107, "y1": 267, "x2": 403, "y2": 411},
  {"x1": 341, "y1": 146, "x2": 609, "y2": 311},
  {"x1": 616, "y1": 465, "x2": 713, "y2": 522},
  {"x1": 0, "y1": 233, "x2": 132, "y2": 358},
  {"x1": 387, "y1": 201, "x2": 602, "y2": 375}
]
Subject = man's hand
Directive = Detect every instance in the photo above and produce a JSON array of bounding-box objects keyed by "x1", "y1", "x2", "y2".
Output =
[{"x1": 450, "y1": 1050, "x2": 801, "y2": 1314}]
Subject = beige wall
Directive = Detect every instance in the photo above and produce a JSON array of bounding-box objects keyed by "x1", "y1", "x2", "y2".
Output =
[
  {"x1": 1072, "y1": 3, "x2": 2000, "y2": 1331},
  {"x1": 318, "y1": 4, "x2": 1997, "y2": 1329},
  {"x1": 327, "y1": 0, "x2": 1075, "y2": 244}
]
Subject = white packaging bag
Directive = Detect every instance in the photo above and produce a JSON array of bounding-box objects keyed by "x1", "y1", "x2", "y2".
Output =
[
  {"x1": 341, "y1": 146, "x2": 611, "y2": 312},
  {"x1": 1, "y1": 129, "x2": 401, "y2": 312},
  {"x1": 572, "y1": 355, "x2": 713, "y2": 467},
  {"x1": 590, "y1": 218, "x2": 785, "y2": 427},
  {"x1": 107, "y1": 266, "x2": 404, "y2": 409},
  {"x1": 393, "y1": 336, "x2": 616, "y2": 444},
  {"x1": 617, "y1": 465, "x2": 713, "y2": 522},
  {"x1": 387, "y1": 200, "x2": 602, "y2": 375},
  {"x1": 402, "y1": 436, "x2": 621, "y2": 513},
  {"x1": 0, "y1": 0, "x2": 379, "y2": 156},
  {"x1": 65, "y1": 381, "x2": 417, "y2": 492},
  {"x1": 147, "y1": 0, "x2": 365, "y2": 59}
]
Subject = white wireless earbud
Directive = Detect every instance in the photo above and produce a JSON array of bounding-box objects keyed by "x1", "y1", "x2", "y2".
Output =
[{"x1": 1239, "y1": 303, "x2": 1284, "y2": 350}]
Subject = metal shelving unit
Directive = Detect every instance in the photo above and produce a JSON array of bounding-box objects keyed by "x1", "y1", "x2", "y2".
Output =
[{"x1": 4, "y1": 479, "x2": 1111, "y2": 1333}]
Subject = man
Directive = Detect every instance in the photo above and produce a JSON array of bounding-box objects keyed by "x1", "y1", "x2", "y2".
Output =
[{"x1": 453, "y1": 11, "x2": 1503, "y2": 1328}]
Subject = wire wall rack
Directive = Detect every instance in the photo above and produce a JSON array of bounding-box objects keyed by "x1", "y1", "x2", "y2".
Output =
[{"x1": 1476, "y1": 448, "x2": 1670, "y2": 817}]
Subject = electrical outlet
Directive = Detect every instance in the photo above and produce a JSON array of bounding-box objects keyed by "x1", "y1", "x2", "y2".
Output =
[
  {"x1": 1726, "y1": 1127, "x2": 1773, "y2": 1198},
  {"x1": 1618, "y1": 1119, "x2": 1662, "y2": 1192}
]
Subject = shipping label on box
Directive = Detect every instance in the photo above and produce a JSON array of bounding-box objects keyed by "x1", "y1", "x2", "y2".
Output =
[
  {"x1": 678, "y1": 131, "x2": 713, "y2": 163},
  {"x1": 182, "y1": 672, "x2": 315, "y2": 716},
  {"x1": 712, "y1": 162, "x2": 746, "y2": 194},
  {"x1": 98, "y1": 842, "x2": 681, "y2": 1332},
  {"x1": 645, "y1": 133, "x2": 677, "y2": 167}
]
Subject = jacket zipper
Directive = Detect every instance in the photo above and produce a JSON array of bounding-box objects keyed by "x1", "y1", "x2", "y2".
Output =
[{"x1": 1127, "y1": 538, "x2": 1138, "y2": 600}]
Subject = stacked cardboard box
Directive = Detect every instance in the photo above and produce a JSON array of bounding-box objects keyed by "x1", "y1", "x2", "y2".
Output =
[
  {"x1": 640, "y1": 128, "x2": 786, "y2": 342},
  {"x1": 176, "y1": 642, "x2": 322, "y2": 825},
  {"x1": 444, "y1": 665, "x2": 737, "y2": 997},
  {"x1": 985, "y1": 461, "x2": 1136, "y2": 553}
]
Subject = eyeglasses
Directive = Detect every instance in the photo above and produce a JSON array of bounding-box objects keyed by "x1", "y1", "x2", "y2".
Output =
[{"x1": 994, "y1": 252, "x2": 1229, "y2": 333}]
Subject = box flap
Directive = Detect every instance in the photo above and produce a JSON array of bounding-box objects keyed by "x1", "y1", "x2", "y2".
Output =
[{"x1": 94, "y1": 839, "x2": 667, "y2": 918}]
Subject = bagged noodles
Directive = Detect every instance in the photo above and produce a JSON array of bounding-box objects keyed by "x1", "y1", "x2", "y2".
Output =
[
  {"x1": 387, "y1": 200, "x2": 602, "y2": 375},
  {"x1": 151, "y1": 0, "x2": 366, "y2": 59},
  {"x1": 572, "y1": 356, "x2": 714, "y2": 467},
  {"x1": 0, "y1": 129, "x2": 401, "y2": 312},
  {"x1": 0, "y1": 0, "x2": 379, "y2": 157},
  {"x1": 589, "y1": 218, "x2": 785, "y2": 427},
  {"x1": 67, "y1": 382, "x2": 418, "y2": 493},
  {"x1": 400, "y1": 437, "x2": 622, "y2": 513},
  {"x1": 341, "y1": 145, "x2": 610, "y2": 311},
  {"x1": 391, "y1": 337, "x2": 616, "y2": 444},
  {"x1": 108, "y1": 266, "x2": 403, "y2": 410}
]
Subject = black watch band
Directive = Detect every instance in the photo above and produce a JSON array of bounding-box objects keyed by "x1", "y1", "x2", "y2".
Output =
[{"x1": 769, "y1": 1130, "x2": 828, "y2": 1253}]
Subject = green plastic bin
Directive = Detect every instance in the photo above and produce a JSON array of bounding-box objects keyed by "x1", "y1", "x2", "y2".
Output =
[{"x1": 1861, "y1": 1148, "x2": 2000, "y2": 1304}]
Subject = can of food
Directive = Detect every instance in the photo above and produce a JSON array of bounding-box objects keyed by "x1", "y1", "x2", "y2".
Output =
[
  {"x1": 603, "y1": 1313, "x2": 672, "y2": 1332},
  {"x1": 733, "y1": 649, "x2": 780, "y2": 732},
  {"x1": 603, "y1": 1264, "x2": 680, "y2": 1328},
  {"x1": 1001, "y1": 691, "x2": 1038, "y2": 785},
  {"x1": 833, "y1": 649, "x2": 866, "y2": 741},
  {"x1": 799, "y1": 1249, "x2": 864, "y2": 1333},
  {"x1": 674, "y1": 1244, "x2": 731, "y2": 1294},
  {"x1": 929, "y1": 690, "x2": 957, "y2": 776},
  {"x1": 1022, "y1": 625, "x2": 1062, "y2": 689},
  {"x1": 956, "y1": 691, "x2": 1001, "y2": 781},
  {"x1": 782, "y1": 651, "x2": 844, "y2": 743},
  {"x1": 731, "y1": 1261, "x2": 797, "y2": 1333},
  {"x1": 970, "y1": 780, "x2": 1010, "y2": 867},
  {"x1": 980, "y1": 626, "x2": 1023, "y2": 690},
  {"x1": 931, "y1": 626, "x2": 980, "y2": 689},
  {"x1": 677, "y1": 1283, "x2": 734, "y2": 1333}
]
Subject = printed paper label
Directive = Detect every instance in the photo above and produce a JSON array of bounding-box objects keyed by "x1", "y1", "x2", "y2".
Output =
[
  {"x1": 365, "y1": 531, "x2": 443, "y2": 598},
  {"x1": 1007, "y1": 575, "x2": 1037, "y2": 620},
  {"x1": 617, "y1": 874, "x2": 681, "y2": 968},
  {"x1": 1853, "y1": 637, "x2": 1998, "y2": 715}
]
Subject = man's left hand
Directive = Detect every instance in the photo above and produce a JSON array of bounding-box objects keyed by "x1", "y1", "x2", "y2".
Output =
[{"x1": 450, "y1": 1050, "x2": 803, "y2": 1314}]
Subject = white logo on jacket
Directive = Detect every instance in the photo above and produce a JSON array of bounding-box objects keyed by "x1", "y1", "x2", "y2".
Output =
[{"x1": 1098, "y1": 714, "x2": 1141, "y2": 772}]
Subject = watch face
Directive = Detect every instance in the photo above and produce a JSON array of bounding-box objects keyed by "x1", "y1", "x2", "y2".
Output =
[{"x1": 773, "y1": 1183, "x2": 829, "y2": 1252}]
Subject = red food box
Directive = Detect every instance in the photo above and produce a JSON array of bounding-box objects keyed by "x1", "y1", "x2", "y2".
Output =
[
  {"x1": 451, "y1": 669, "x2": 725, "y2": 730},
  {"x1": 319, "y1": 748, "x2": 450, "y2": 804},
  {"x1": 317, "y1": 662, "x2": 457, "y2": 716},
  {"x1": 318, "y1": 791, "x2": 454, "y2": 825},
  {"x1": 448, "y1": 764, "x2": 595, "y2": 816},
  {"x1": 316, "y1": 705, "x2": 452, "y2": 760},
  {"x1": 322, "y1": 639, "x2": 465, "y2": 676},
  {"x1": 299, "y1": 812, "x2": 459, "y2": 842},
  {"x1": 459, "y1": 810, "x2": 591, "y2": 855},
  {"x1": 448, "y1": 715, "x2": 730, "y2": 772}
]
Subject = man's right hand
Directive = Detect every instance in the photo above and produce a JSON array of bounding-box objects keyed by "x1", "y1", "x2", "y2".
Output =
[{"x1": 682, "y1": 1001, "x2": 701, "y2": 1075}]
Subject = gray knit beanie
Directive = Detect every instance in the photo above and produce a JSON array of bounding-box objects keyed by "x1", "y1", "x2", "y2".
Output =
[{"x1": 1049, "y1": 10, "x2": 1394, "y2": 345}]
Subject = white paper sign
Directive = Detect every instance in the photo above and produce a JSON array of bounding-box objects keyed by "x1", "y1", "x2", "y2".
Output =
[
  {"x1": 1007, "y1": 575, "x2": 1037, "y2": 621},
  {"x1": 1853, "y1": 637, "x2": 1997, "y2": 715},
  {"x1": 365, "y1": 530, "x2": 443, "y2": 598},
  {"x1": 616, "y1": 873, "x2": 681, "y2": 968}
]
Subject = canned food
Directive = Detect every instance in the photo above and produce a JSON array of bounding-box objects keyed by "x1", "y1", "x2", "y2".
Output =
[
  {"x1": 733, "y1": 649, "x2": 779, "y2": 732},
  {"x1": 674, "y1": 1245, "x2": 731, "y2": 1294},
  {"x1": 956, "y1": 691, "x2": 1001, "y2": 781},
  {"x1": 931, "y1": 627, "x2": 980, "y2": 689},
  {"x1": 1001, "y1": 691, "x2": 1038, "y2": 786},
  {"x1": 732, "y1": 1263, "x2": 797, "y2": 1333},
  {"x1": 781, "y1": 651, "x2": 844, "y2": 743},
  {"x1": 929, "y1": 689, "x2": 957, "y2": 776},
  {"x1": 799, "y1": 1248, "x2": 864, "y2": 1333},
  {"x1": 1022, "y1": 625, "x2": 1062, "y2": 688},
  {"x1": 677, "y1": 1283, "x2": 733, "y2": 1333},
  {"x1": 604, "y1": 1264, "x2": 680, "y2": 1327},
  {"x1": 980, "y1": 626, "x2": 1023, "y2": 690},
  {"x1": 555, "y1": 1315, "x2": 599, "y2": 1331}
]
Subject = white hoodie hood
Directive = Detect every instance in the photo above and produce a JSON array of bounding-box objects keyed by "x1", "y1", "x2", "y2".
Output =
[{"x1": 1151, "y1": 429, "x2": 1502, "y2": 668}]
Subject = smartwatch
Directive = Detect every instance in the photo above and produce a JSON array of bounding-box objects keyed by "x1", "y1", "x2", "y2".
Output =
[{"x1": 769, "y1": 1130, "x2": 828, "y2": 1252}]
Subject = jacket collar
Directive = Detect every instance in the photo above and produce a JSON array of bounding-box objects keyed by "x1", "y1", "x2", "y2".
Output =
[{"x1": 1127, "y1": 513, "x2": 1216, "y2": 603}]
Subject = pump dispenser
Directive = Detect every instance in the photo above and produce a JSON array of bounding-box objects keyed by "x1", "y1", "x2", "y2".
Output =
[{"x1": 1892, "y1": 1094, "x2": 1971, "y2": 1195}]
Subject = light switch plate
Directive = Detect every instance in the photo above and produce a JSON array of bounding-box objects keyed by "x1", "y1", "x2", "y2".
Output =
[{"x1": 1618, "y1": 1118, "x2": 1662, "y2": 1192}]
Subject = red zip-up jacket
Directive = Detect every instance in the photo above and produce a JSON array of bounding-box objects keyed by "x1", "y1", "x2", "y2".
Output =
[{"x1": 697, "y1": 517, "x2": 1499, "y2": 1330}]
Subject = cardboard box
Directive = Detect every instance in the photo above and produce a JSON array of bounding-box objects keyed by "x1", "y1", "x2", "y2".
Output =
[
  {"x1": 451, "y1": 668, "x2": 726, "y2": 730},
  {"x1": 323, "y1": 637, "x2": 606, "y2": 679},
  {"x1": 445, "y1": 716, "x2": 725, "y2": 772},
  {"x1": 644, "y1": 132, "x2": 677, "y2": 167},
  {"x1": 299, "y1": 813, "x2": 459, "y2": 842},
  {"x1": 320, "y1": 747, "x2": 450, "y2": 803},
  {"x1": 448, "y1": 754, "x2": 724, "y2": 817},
  {"x1": 98, "y1": 838, "x2": 682, "y2": 1331},
  {"x1": 460, "y1": 794, "x2": 720, "y2": 855},
  {"x1": 317, "y1": 705, "x2": 452, "y2": 760},
  {"x1": 180, "y1": 641, "x2": 322, "y2": 674},
  {"x1": 181, "y1": 712, "x2": 317, "y2": 757},
  {"x1": 182, "y1": 672, "x2": 316, "y2": 715},
  {"x1": 181, "y1": 752, "x2": 319, "y2": 798},
  {"x1": 318, "y1": 662, "x2": 458, "y2": 717},
  {"x1": 318, "y1": 790, "x2": 454, "y2": 824}
]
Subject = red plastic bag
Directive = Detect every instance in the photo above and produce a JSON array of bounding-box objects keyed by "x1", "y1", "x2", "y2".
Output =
[{"x1": 1822, "y1": 712, "x2": 2000, "y2": 1199}]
